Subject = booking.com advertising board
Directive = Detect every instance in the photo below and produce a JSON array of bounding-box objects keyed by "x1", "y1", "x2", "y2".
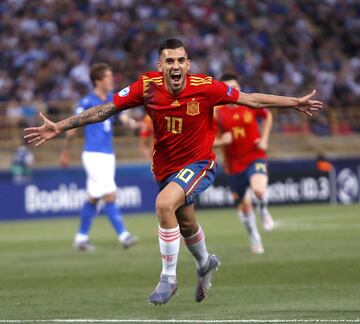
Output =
[{"x1": 0, "y1": 158, "x2": 359, "y2": 221}]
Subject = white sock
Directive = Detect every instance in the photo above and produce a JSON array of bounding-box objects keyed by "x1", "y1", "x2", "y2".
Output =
[
  {"x1": 118, "y1": 231, "x2": 130, "y2": 242},
  {"x1": 238, "y1": 210, "x2": 261, "y2": 242},
  {"x1": 183, "y1": 225, "x2": 209, "y2": 269},
  {"x1": 74, "y1": 233, "x2": 89, "y2": 243},
  {"x1": 158, "y1": 225, "x2": 180, "y2": 279},
  {"x1": 256, "y1": 191, "x2": 269, "y2": 213}
]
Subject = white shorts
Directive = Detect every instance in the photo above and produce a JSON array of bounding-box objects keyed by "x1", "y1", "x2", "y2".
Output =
[{"x1": 82, "y1": 151, "x2": 117, "y2": 198}]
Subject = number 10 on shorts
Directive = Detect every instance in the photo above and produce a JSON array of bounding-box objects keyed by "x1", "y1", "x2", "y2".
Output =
[{"x1": 176, "y1": 168, "x2": 195, "y2": 183}]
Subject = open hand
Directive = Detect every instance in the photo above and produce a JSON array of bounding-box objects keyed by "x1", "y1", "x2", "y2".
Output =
[
  {"x1": 24, "y1": 112, "x2": 60, "y2": 147},
  {"x1": 221, "y1": 132, "x2": 233, "y2": 145},
  {"x1": 255, "y1": 137, "x2": 268, "y2": 150},
  {"x1": 294, "y1": 90, "x2": 323, "y2": 117}
]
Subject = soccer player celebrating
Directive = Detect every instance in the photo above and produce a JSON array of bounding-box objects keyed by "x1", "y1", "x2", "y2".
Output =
[
  {"x1": 215, "y1": 73, "x2": 274, "y2": 255},
  {"x1": 25, "y1": 38, "x2": 323, "y2": 305}
]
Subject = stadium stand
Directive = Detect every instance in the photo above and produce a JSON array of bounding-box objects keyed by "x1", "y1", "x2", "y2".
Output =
[{"x1": 0, "y1": 0, "x2": 359, "y2": 168}]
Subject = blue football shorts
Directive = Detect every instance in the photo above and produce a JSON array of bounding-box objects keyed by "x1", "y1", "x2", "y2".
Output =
[
  {"x1": 228, "y1": 159, "x2": 268, "y2": 202},
  {"x1": 158, "y1": 160, "x2": 217, "y2": 205}
]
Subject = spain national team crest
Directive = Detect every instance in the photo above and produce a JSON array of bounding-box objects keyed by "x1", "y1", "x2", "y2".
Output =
[{"x1": 186, "y1": 99, "x2": 200, "y2": 116}]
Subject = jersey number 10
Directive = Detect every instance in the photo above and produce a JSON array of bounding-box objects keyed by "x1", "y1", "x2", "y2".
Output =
[{"x1": 165, "y1": 116, "x2": 183, "y2": 134}]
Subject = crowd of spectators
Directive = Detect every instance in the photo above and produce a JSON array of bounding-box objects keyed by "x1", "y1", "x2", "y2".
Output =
[{"x1": 0, "y1": 0, "x2": 359, "y2": 132}]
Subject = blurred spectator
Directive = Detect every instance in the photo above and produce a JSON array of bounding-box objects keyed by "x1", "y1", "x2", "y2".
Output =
[
  {"x1": 6, "y1": 100, "x2": 23, "y2": 127},
  {"x1": 0, "y1": 0, "x2": 359, "y2": 133},
  {"x1": 309, "y1": 111, "x2": 332, "y2": 136},
  {"x1": 6, "y1": 100, "x2": 38, "y2": 127},
  {"x1": 11, "y1": 140, "x2": 34, "y2": 184}
]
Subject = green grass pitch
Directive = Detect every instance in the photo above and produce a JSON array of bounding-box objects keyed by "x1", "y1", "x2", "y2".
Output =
[{"x1": 0, "y1": 204, "x2": 359, "y2": 322}]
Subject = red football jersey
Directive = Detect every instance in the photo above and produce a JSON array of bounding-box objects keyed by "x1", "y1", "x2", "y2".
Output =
[
  {"x1": 139, "y1": 114, "x2": 153, "y2": 139},
  {"x1": 215, "y1": 104, "x2": 269, "y2": 174},
  {"x1": 113, "y1": 71, "x2": 240, "y2": 180}
]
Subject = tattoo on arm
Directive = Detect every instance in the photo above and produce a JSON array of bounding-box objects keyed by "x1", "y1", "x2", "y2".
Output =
[{"x1": 57, "y1": 103, "x2": 118, "y2": 131}]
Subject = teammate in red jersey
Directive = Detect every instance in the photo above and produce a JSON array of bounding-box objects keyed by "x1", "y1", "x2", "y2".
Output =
[
  {"x1": 215, "y1": 73, "x2": 274, "y2": 254},
  {"x1": 24, "y1": 39, "x2": 323, "y2": 305}
]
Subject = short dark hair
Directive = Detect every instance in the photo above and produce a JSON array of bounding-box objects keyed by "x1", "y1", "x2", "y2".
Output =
[
  {"x1": 220, "y1": 73, "x2": 239, "y2": 82},
  {"x1": 90, "y1": 63, "x2": 112, "y2": 86},
  {"x1": 158, "y1": 38, "x2": 188, "y2": 57}
]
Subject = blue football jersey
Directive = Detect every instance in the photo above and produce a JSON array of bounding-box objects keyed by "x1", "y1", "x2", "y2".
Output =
[{"x1": 75, "y1": 92, "x2": 115, "y2": 154}]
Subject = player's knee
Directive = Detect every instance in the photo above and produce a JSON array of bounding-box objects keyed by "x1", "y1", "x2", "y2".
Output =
[
  {"x1": 239, "y1": 201, "x2": 252, "y2": 213},
  {"x1": 253, "y1": 188, "x2": 265, "y2": 200},
  {"x1": 155, "y1": 195, "x2": 176, "y2": 217}
]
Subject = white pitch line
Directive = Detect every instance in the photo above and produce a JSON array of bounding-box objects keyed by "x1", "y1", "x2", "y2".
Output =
[{"x1": 0, "y1": 319, "x2": 359, "y2": 323}]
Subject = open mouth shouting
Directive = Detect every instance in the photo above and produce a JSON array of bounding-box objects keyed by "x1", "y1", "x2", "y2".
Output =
[{"x1": 170, "y1": 70, "x2": 183, "y2": 88}]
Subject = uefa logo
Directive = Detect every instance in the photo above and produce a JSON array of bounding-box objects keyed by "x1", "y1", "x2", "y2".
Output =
[{"x1": 337, "y1": 168, "x2": 359, "y2": 204}]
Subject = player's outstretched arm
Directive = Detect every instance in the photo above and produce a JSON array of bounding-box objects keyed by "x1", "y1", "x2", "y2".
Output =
[
  {"x1": 24, "y1": 102, "x2": 118, "y2": 147},
  {"x1": 237, "y1": 90, "x2": 323, "y2": 116}
]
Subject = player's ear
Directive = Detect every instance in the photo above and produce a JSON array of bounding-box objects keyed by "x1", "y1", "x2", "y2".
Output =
[{"x1": 157, "y1": 61, "x2": 162, "y2": 72}]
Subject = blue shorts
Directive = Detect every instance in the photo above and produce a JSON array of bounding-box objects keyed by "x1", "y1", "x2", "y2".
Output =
[
  {"x1": 158, "y1": 160, "x2": 217, "y2": 205},
  {"x1": 228, "y1": 159, "x2": 268, "y2": 202}
]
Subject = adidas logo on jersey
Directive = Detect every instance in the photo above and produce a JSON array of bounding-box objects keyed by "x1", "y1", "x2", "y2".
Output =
[{"x1": 171, "y1": 100, "x2": 180, "y2": 106}]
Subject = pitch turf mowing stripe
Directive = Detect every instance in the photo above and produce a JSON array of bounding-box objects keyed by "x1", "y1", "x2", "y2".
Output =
[{"x1": 0, "y1": 320, "x2": 359, "y2": 323}]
